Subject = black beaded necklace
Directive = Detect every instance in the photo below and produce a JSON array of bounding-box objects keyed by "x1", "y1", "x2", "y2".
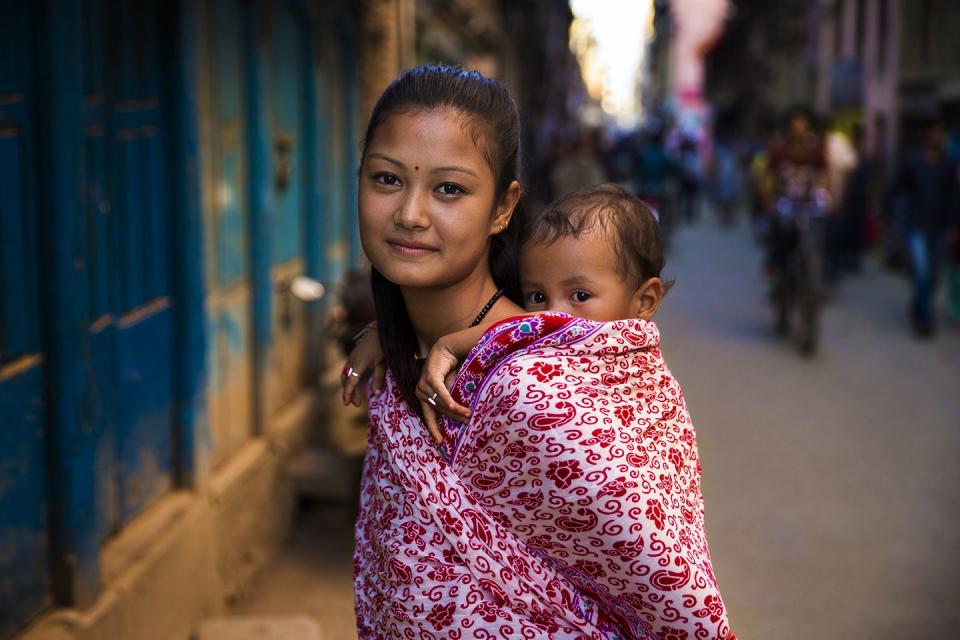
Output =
[
  {"x1": 414, "y1": 288, "x2": 504, "y2": 361},
  {"x1": 469, "y1": 288, "x2": 504, "y2": 328}
]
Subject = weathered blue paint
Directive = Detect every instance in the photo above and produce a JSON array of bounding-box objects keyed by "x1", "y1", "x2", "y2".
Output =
[
  {"x1": 80, "y1": 0, "x2": 119, "y2": 552},
  {"x1": 167, "y1": 0, "x2": 210, "y2": 487},
  {"x1": 268, "y1": 1, "x2": 308, "y2": 266},
  {"x1": 103, "y1": 0, "x2": 175, "y2": 529},
  {"x1": 245, "y1": 0, "x2": 274, "y2": 430},
  {"x1": 0, "y1": 9, "x2": 50, "y2": 618},
  {"x1": 0, "y1": 366, "x2": 50, "y2": 639},
  {"x1": 36, "y1": 0, "x2": 102, "y2": 608},
  {"x1": 211, "y1": 0, "x2": 249, "y2": 289}
]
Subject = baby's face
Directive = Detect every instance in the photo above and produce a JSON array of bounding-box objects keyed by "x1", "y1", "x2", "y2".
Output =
[{"x1": 518, "y1": 231, "x2": 639, "y2": 322}]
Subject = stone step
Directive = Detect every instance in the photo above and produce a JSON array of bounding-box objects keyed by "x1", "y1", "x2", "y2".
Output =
[{"x1": 194, "y1": 615, "x2": 322, "y2": 640}]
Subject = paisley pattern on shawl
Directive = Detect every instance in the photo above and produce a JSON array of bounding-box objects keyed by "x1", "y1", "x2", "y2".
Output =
[{"x1": 354, "y1": 313, "x2": 735, "y2": 640}]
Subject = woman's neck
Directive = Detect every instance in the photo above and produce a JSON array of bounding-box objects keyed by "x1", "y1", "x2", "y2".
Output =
[{"x1": 402, "y1": 268, "x2": 523, "y2": 355}]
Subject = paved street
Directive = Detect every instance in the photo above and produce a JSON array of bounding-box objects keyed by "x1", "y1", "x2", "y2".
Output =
[
  {"x1": 659, "y1": 219, "x2": 960, "y2": 639},
  {"x1": 234, "y1": 218, "x2": 960, "y2": 639}
]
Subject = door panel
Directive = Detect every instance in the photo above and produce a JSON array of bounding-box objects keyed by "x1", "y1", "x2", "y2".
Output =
[
  {"x1": 264, "y1": 0, "x2": 310, "y2": 421},
  {"x1": 0, "y1": 3, "x2": 51, "y2": 634},
  {"x1": 81, "y1": 0, "x2": 175, "y2": 529},
  {"x1": 200, "y1": 0, "x2": 255, "y2": 465},
  {"x1": 109, "y1": 0, "x2": 174, "y2": 526}
]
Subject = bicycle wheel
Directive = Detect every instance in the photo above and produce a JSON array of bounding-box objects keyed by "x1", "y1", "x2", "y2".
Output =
[{"x1": 795, "y1": 241, "x2": 821, "y2": 356}]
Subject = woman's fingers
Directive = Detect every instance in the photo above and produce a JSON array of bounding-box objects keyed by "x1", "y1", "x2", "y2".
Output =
[
  {"x1": 372, "y1": 362, "x2": 387, "y2": 394},
  {"x1": 341, "y1": 363, "x2": 367, "y2": 406},
  {"x1": 418, "y1": 378, "x2": 470, "y2": 423},
  {"x1": 419, "y1": 400, "x2": 443, "y2": 444},
  {"x1": 432, "y1": 383, "x2": 470, "y2": 421},
  {"x1": 439, "y1": 370, "x2": 470, "y2": 419}
]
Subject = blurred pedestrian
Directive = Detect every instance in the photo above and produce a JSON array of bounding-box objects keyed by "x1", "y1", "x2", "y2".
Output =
[
  {"x1": 550, "y1": 130, "x2": 608, "y2": 198},
  {"x1": 945, "y1": 126, "x2": 960, "y2": 326},
  {"x1": 830, "y1": 125, "x2": 873, "y2": 276},
  {"x1": 669, "y1": 124, "x2": 703, "y2": 223},
  {"x1": 709, "y1": 133, "x2": 744, "y2": 227},
  {"x1": 890, "y1": 117, "x2": 960, "y2": 337}
]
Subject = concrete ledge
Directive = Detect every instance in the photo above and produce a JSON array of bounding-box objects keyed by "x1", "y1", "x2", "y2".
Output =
[
  {"x1": 19, "y1": 495, "x2": 222, "y2": 640},
  {"x1": 194, "y1": 615, "x2": 323, "y2": 640},
  {"x1": 17, "y1": 390, "x2": 321, "y2": 640}
]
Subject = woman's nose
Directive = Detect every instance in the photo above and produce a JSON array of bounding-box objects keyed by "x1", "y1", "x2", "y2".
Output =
[{"x1": 393, "y1": 189, "x2": 431, "y2": 230}]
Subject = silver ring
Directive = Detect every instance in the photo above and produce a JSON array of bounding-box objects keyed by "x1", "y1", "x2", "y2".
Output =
[
  {"x1": 426, "y1": 392, "x2": 438, "y2": 407},
  {"x1": 345, "y1": 367, "x2": 360, "y2": 379}
]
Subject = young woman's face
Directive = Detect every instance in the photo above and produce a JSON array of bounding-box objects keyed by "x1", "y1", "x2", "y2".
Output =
[{"x1": 358, "y1": 108, "x2": 516, "y2": 290}]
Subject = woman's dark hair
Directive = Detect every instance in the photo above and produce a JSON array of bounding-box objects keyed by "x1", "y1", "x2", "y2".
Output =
[{"x1": 362, "y1": 64, "x2": 525, "y2": 411}]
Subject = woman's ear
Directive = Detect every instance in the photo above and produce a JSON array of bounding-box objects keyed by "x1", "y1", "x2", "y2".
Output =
[
  {"x1": 491, "y1": 180, "x2": 522, "y2": 234},
  {"x1": 630, "y1": 277, "x2": 664, "y2": 321}
]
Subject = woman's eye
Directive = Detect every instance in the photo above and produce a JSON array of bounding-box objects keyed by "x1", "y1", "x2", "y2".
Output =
[
  {"x1": 526, "y1": 291, "x2": 547, "y2": 305},
  {"x1": 572, "y1": 291, "x2": 592, "y2": 303},
  {"x1": 373, "y1": 173, "x2": 401, "y2": 187},
  {"x1": 437, "y1": 182, "x2": 465, "y2": 196}
]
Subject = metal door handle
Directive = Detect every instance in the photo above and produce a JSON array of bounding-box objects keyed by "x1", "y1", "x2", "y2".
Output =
[{"x1": 288, "y1": 275, "x2": 325, "y2": 302}]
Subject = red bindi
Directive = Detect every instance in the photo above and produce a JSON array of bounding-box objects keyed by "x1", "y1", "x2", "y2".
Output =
[{"x1": 415, "y1": 165, "x2": 419, "y2": 171}]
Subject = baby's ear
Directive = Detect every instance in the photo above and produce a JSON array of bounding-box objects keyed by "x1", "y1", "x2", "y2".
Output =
[{"x1": 631, "y1": 277, "x2": 664, "y2": 321}]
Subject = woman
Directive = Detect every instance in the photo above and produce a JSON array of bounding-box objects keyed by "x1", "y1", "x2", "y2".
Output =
[{"x1": 353, "y1": 64, "x2": 733, "y2": 639}]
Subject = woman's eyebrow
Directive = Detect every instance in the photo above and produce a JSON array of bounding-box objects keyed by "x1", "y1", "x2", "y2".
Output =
[
  {"x1": 431, "y1": 165, "x2": 479, "y2": 177},
  {"x1": 366, "y1": 152, "x2": 405, "y2": 168}
]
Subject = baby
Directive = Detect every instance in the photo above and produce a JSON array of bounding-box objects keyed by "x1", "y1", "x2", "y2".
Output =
[{"x1": 343, "y1": 182, "x2": 667, "y2": 441}]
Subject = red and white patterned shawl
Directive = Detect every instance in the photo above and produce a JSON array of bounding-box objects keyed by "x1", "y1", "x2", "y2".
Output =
[{"x1": 354, "y1": 313, "x2": 735, "y2": 639}]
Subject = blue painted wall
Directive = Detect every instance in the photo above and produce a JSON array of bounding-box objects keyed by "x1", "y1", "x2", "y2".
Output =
[
  {"x1": 0, "y1": 7, "x2": 50, "y2": 633},
  {"x1": 0, "y1": 0, "x2": 362, "y2": 636}
]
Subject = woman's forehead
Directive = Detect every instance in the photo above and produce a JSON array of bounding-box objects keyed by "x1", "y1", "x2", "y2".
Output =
[{"x1": 367, "y1": 109, "x2": 492, "y2": 172}]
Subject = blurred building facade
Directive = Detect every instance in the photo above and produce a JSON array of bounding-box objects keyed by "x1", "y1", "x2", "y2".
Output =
[
  {"x1": 815, "y1": 0, "x2": 960, "y2": 165},
  {"x1": 414, "y1": 0, "x2": 585, "y2": 207},
  {"x1": 704, "y1": 0, "x2": 815, "y2": 134},
  {"x1": 706, "y1": 0, "x2": 960, "y2": 161},
  {"x1": 0, "y1": 1, "x2": 412, "y2": 639}
]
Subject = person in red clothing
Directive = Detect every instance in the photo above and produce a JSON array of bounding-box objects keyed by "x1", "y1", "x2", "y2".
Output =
[{"x1": 349, "y1": 72, "x2": 736, "y2": 640}]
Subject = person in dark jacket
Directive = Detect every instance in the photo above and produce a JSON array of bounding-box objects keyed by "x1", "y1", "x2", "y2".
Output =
[{"x1": 892, "y1": 117, "x2": 960, "y2": 337}]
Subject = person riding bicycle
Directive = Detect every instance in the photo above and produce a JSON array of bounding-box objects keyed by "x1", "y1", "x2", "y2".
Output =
[{"x1": 762, "y1": 107, "x2": 830, "y2": 282}]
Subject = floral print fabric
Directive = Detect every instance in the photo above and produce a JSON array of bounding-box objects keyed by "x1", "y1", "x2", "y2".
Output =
[{"x1": 354, "y1": 314, "x2": 735, "y2": 639}]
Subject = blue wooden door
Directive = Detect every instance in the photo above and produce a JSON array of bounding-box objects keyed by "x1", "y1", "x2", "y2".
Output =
[
  {"x1": 0, "y1": 4, "x2": 51, "y2": 635},
  {"x1": 108, "y1": 0, "x2": 175, "y2": 527},
  {"x1": 263, "y1": 1, "x2": 312, "y2": 419},
  {"x1": 201, "y1": 0, "x2": 256, "y2": 465},
  {"x1": 81, "y1": 0, "x2": 174, "y2": 529}
]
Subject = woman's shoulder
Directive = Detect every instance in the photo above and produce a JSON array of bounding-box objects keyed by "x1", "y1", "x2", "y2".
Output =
[{"x1": 459, "y1": 313, "x2": 660, "y2": 382}]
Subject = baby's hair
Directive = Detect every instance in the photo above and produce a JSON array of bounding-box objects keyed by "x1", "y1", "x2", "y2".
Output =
[{"x1": 524, "y1": 183, "x2": 667, "y2": 288}]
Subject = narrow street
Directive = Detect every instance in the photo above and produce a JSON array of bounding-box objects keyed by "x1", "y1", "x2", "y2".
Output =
[
  {"x1": 659, "y1": 217, "x2": 960, "y2": 639},
  {"x1": 234, "y1": 217, "x2": 960, "y2": 639}
]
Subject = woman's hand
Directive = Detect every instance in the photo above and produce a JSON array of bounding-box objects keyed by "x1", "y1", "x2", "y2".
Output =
[
  {"x1": 341, "y1": 323, "x2": 386, "y2": 407},
  {"x1": 415, "y1": 341, "x2": 471, "y2": 444}
]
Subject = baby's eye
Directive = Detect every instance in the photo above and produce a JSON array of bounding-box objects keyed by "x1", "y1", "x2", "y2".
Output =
[
  {"x1": 525, "y1": 291, "x2": 547, "y2": 306},
  {"x1": 373, "y1": 172, "x2": 401, "y2": 187},
  {"x1": 437, "y1": 182, "x2": 466, "y2": 196},
  {"x1": 571, "y1": 290, "x2": 592, "y2": 303}
]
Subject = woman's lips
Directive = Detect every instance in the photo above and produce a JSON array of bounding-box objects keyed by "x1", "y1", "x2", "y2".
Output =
[{"x1": 387, "y1": 241, "x2": 438, "y2": 257}]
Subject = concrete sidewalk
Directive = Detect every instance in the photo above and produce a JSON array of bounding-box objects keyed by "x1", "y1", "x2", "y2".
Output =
[{"x1": 216, "y1": 501, "x2": 358, "y2": 640}]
